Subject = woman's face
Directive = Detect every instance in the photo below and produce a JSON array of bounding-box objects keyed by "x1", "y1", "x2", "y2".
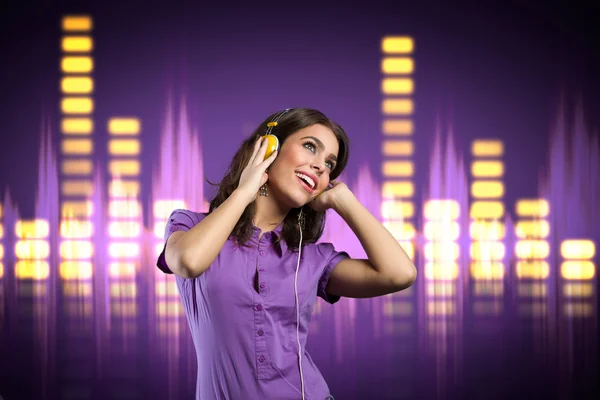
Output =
[{"x1": 267, "y1": 124, "x2": 340, "y2": 208}]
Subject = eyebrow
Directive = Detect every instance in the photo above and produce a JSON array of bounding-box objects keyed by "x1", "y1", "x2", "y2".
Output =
[{"x1": 301, "y1": 136, "x2": 338, "y2": 163}]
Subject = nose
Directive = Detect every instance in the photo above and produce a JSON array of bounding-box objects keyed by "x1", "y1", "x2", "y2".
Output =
[{"x1": 311, "y1": 160, "x2": 325, "y2": 174}]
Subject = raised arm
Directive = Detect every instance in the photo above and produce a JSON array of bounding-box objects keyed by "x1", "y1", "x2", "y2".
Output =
[{"x1": 165, "y1": 136, "x2": 276, "y2": 279}]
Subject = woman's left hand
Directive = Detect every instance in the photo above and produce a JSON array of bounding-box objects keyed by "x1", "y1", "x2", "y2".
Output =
[{"x1": 309, "y1": 180, "x2": 352, "y2": 212}]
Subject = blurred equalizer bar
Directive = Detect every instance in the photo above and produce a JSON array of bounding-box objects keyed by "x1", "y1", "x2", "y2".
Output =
[{"x1": 560, "y1": 239, "x2": 596, "y2": 317}]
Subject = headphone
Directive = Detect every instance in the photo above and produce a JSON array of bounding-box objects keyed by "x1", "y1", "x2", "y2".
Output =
[{"x1": 262, "y1": 108, "x2": 307, "y2": 399}]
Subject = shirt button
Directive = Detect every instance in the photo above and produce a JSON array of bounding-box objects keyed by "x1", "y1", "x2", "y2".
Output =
[
  {"x1": 258, "y1": 268, "x2": 265, "y2": 272},
  {"x1": 257, "y1": 329, "x2": 264, "y2": 336},
  {"x1": 259, "y1": 250, "x2": 266, "y2": 256},
  {"x1": 259, "y1": 282, "x2": 266, "y2": 289},
  {"x1": 256, "y1": 305, "x2": 263, "y2": 311},
  {"x1": 258, "y1": 355, "x2": 265, "y2": 363},
  {"x1": 264, "y1": 233, "x2": 271, "y2": 240}
]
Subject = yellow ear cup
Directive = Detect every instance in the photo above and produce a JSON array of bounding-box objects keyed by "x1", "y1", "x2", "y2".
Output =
[{"x1": 263, "y1": 134, "x2": 279, "y2": 160}]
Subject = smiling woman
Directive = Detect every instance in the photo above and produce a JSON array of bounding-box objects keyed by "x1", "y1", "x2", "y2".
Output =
[{"x1": 156, "y1": 107, "x2": 416, "y2": 400}]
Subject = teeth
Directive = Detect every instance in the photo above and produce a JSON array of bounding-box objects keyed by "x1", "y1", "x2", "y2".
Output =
[{"x1": 295, "y1": 172, "x2": 315, "y2": 189}]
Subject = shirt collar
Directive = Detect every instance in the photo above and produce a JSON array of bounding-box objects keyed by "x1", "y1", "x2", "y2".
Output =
[{"x1": 251, "y1": 222, "x2": 287, "y2": 254}]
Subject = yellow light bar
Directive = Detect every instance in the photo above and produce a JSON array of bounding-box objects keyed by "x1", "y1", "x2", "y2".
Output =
[
  {"x1": 470, "y1": 262, "x2": 504, "y2": 280},
  {"x1": 471, "y1": 161, "x2": 504, "y2": 178},
  {"x1": 473, "y1": 281, "x2": 503, "y2": 296},
  {"x1": 400, "y1": 240, "x2": 414, "y2": 261},
  {"x1": 382, "y1": 181, "x2": 414, "y2": 198},
  {"x1": 561, "y1": 261, "x2": 595, "y2": 280},
  {"x1": 61, "y1": 77, "x2": 94, "y2": 94},
  {"x1": 424, "y1": 221, "x2": 459, "y2": 241},
  {"x1": 426, "y1": 282, "x2": 456, "y2": 296},
  {"x1": 60, "y1": 240, "x2": 93, "y2": 259},
  {"x1": 61, "y1": 56, "x2": 93, "y2": 73},
  {"x1": 470, "y1": 201, "x2": 504, "y2": 219},
  {"x1": 423, "y1": 199, "x2": 460, "y2": 220},
  {"x1": 382, "y1": 120, "x2": 413, "y2": 135},
  {"x1": 60, "y1": 261, "x2": 93, "y2": 279},
  {"x1": 381, "y1": 57, "x2": 414, "y2": 74},
  {"x1": 515, "y1": 220, "x2": 550, "y2": 239},
  {"x1": 560, "y1": 240, "x2": 595, "y2": 259},
  {"x1": 62, "y1": 138, "x2": 93, "y2": 155},
  {"x1": 563, "y1": 283, "x2": 593, "y2": 298},
  {"x1": 63, "y1": 281, "x2": 92, "y2": 297},
  {"x1": 62, "y1": 16, "x2": 92, "y2": 31},
  {"x1": 424, "y1": 261, "x2": 458, "y2": 280},
  {"x1": 61, "y1": 97, "x2": 93, "y2": 114},
  {"x1": 109, "y1": 180, "x2": 140, "y2": 198},
  {"x1": 108, "y1": 118, "x2": 140, "y2": 135},
  {"x1": 382, "y1": 99, "x2": 413, "y2": 115},
  {"x1": 109, "y1": 262, "x2": 136, "y2": 278},
  {"x1": 157, "y1": 301, "x2": 183, "y2": 317},
  {"x1": 109, "y1": 200, "x2": 141, "y2": 218},
  {"x1": 111, "y1": 302, "x2": 137, "y2": 316},
  {"x1": 424, "y1": 242, "x2": 460, "y2": 261},
  {"x1": 15, "y1": 240, "x2": 50, "y2": 259},
  {"x1": 470, "y1": 242, "x2": 505, "y2": 261},
  {"x1": 61, "y1": 36, "x2": 93, "y2": 52},
  {"x1": 110, "y1": 282, "x2": 137, "y2": 298},
  {"x1": 381, "y1": 37, "x2": 414, "y2": 54},
  {"x1": 154, "y1": 222, "x2": 166, "y2": 238},
  {"x1": 381, "y1": 78, "x2": 413, "y2": 95},
  {"x1": 15, "y1": 220, "x2": 49, "y2": 239},
  {"x1": 515, "y1": 261, "x2": 549, "y2": 279},
  {"x1": 382, "y1": 161, "x2": 414, "y2": 177},
  {"x1": 381, "y1": 200, "x2": 414, "y2": 219},
  {"x1": 62, "y1": 160, "x2": 93, "y2": 175},
  {"x1": 383, "y1": 301, "x2": 412, "y2": 317},
  {"x1": 427, "y1": 301, "x2": 455, "y2": 316},
  {"x1": 515, "y1": 240, "x2": 550, "y2": 259},
  {"x1": 15, "y1": 261, "x2": 49, "y2": 280},
  {"x1": 382, "y1": 140, "x2": 414, "y2": 156},
  {"x1": 517, "y1": 282, "x2": 547, "y2": 297},
  {"x1": 470, "y1": 220, "x2": 505, "y2": 240},
  {"x1": 564, "y1": 303, "x2": 593, "y2": 317},
  {"x1": 108, "y1": 221, "x2": 141, "y2": 238},
  {"x1": 0, "y1": 244, "x2": 3, "y2": 259},
  {"x1": 153, "y1": 200, "x2": 187, "y2": 219},
  {"x1": 108, "y1": 139, "x2": 140, "y2": 155},
  {"x1": 62, "y1": 118, "x2": 93, "y2": 134},
  {"x1": 515, "y1": 199, "x2": 550, "y2": 217},
  {"x1": 64, "y1": 301, "x2": 92, "y2": 317},
  {"x1": 156, "y1": 281, "x2": 179, "y2": 296},
  {"x1": 109, "y1": 243, "x2": 140, "y2": 258},
  {"x1": 60, "y1": 220, "x2": 93, "y2": 238},
  {"x1": 383, "y1": 222, "x2": 415, "y2": 240},
  {"x1": 109, "y1": 160, "x2": 140, "y2": 177},
  {"x1": 61, "y1": 180, "x2": 93, "y2": 196},
  {"x1": 471, "y1": 181, "x2": 504, "y2": 198},
  {"x1": 0, "y1": 262, "x2": 3, "y2": 278},
  {"x1": 471, "y1": 140, "x2": 503, "y2": 157}
]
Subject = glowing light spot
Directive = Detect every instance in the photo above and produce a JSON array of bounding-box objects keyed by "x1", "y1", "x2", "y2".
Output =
[
  {"x1": 108, "y1": 118, "x2": 140, "y2": 135},
  {"x1": 111, "y1": 302, "x2": 137, "y2": 316},
  {"x1": 517, "y1": 282, "x2": 547, "y2": 297},
  {"x1": 515, "y1": 240, "x2": 550, "y2": 259},
  {"x1": 62, "y1": 160, "x2": 93, "y2": 175},
  {"x1": 108, "y1": 221, "x2": 141, "y2": 238},
  {"x1": 424, "y1": 221, "x2": 460, "y2": 241},
  {"x1": 470, "y1": 242, "x2": 505, "y2": 261},
  {"x1": 63, "y1": 281, "x2": 92, "y2": 297},
  {"x1": 15, "y1": 240, "x2": 49, "y2": 259},
  {"x1": 471, "y1": 181, "x2": 504, "y2": 198},
  {"x1": 561, "y1": 261, "x2": 595, "y2": 280},
  {"x1": 424, "y1": 261, "x2": 459, "y2": 280},
  {"x1": 61, "y1": 180, "x2": 93, "y2": 196},
  {"x1": 470, "y1": 201, "x2": 504, "y2": 219},
  {"x1": 109, "y1": 180, "x2": 140, "y2": 198},
  {"x1": 62, "y1": 139, "x2": 93, "y2": 155},
  {"x1": 515, "y1": 199, "x2": 550, "y2": 217},
  {"x1": 382, "y1": 120, "x2": 413, "y2": 135},
  {"x1": 110, "y1": 282, "x2": 137, "y2": 298},
  {"x1": 381, "y1": 200, "x2": 414, "y2": 219},
  {"x1": 61, "y1": 36, "x2": 93, "y2": 52},
  {"x1": 381, "y1": 37, "x2": 414, "y2": 53},
  {"x1": 382, "y1": 99, "x2": 413, "y2": 115},
  {"x1": 62, "y1": 118, "x2": 93, "y2": 134},
  {"x1": 382, "y1": 181, "x2": 414, "y2": 198},
  {"x1": 473, "y1": 282, "x2": 503, "y2": 296},
  {"x1": 470, "y1": 220, "x2": 505, "y2": 240},
  {"x1": 515, "y1": 261, "x2": 549, "y2": 279},
  {"x1": 62, "y1": 16, "x2": 92, "y2": 31},
  {"x1": 108, "y1": 139, "x2": 140, "y2": 155},
  {"x1": 383, "y1": 222, "x2": 415, "y2": 240},
  {"x1": 383, "y1": 301, "x2": 413, "y2": 316},
  {"x1": 61, "y1": 76, "x2": 94, "y2": 94},
  {"x1": 470, "y1": 262, "x2": 505, "y2": 280},
  {"x1": 563, "y1": 283, "x2": 593, "y2": 298},
  {"x1": 560, "y1": 240, "x2": 595, "y2": 259},
  {"x1": 515, "y1": 220, "x2": 550, "y2": 239},
  {"x1": 61, "y1": 97, "x2": 93, "y2": 114},
  {"x1": 471, "y1": 161, "x2": 504, "y2": 177},
  {"x1": 423, "y1": 200, "x2": 460, "y2": 220},
  {"x1": 60, "y1": 240, "x2": 93, "y2": 259},
  {"x1": 157, "y1": 301, "x2": 182, "y2": 317},
  {"x1": 427, "y1": 301, "x2": 454, "y2": 316},
  {"x1": 381, "y1": 57, "x2": 414, "y2": 74},
  {"x1": 156, "y1": 281, "x2": 179, "y2": 296},
  {"x1": 15, "y1": 261, "x2": 49, "y2": 280},
  {"x1": 382, "y1": 140, "x2": 414, "y2": 156},
  {"x1": 109, "y1": 262, "x2": 136, "y2": 278},
  {"x1": 381, "y1": 78, "x2": 413, "y2": 95},
  {"x1": 382, "y1": 161, "x2": 414, "y2": 177},
  {"x1": 109, "y1": 200, "x2": 141, "y2": 218},
  {"x1": 471, "y1": 140, "x2": 504, "y2": 157},
  {"x1": 426, "y1": 282, "x2": 455, "y2": 296},
  {"x1": 60, "y1": 220, "x2": 93, "y2": 238},
  {"x1": 109, "y1": 160, "x2": 140, "y2": 177},
  {"x1": 15, "y1": 220, "x2": 49, "y2": 239},
  {"x1": 60, "y1": 261, "x2": 93, "y2": 279},
  {"x1": 400, "y1": 241, "x2": 414, "y2": 261},
  {"x1": 109, "y1": 243, "x2": 140, "y2": 258},
  {"x1": 564, "y1": 303, "x2": 593, "y2": 317},
  {"x1": 424, "y1": 242, "x2": 459, "y2": 261}
]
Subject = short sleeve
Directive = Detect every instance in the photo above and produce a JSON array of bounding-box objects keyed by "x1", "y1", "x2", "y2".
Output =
[
  {"x1": 156, "y1": 209, "x2": 207, "y2": 274},
  {"x1": 315, "y1": 242, "x2": 350, "y2": 304}
]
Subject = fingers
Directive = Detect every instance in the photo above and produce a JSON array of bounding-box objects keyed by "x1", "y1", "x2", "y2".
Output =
[
  {"x1": 248, "y1": 136, "x2": 262, "y2": 165},
  {"x1": 260, "y1": 149, "x2": 278, "y2": 169},
  {"x1": 254, "y1": 137, "x2": 268, "y2": 166}
]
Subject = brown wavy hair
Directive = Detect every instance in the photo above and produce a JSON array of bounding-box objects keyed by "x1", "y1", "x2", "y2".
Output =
[{"x1": 207, "y1": 108, "x2": 350, "y2": 250}]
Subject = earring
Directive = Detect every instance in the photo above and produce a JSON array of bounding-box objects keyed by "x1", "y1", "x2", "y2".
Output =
[{"x1": 259, "y1": 184, "x2": 268, "y2": 197}]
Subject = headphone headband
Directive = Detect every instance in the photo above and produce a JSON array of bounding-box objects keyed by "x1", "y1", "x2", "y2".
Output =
[{"x1": 265, "y1": 108, "x2": 291, "y2": 136}]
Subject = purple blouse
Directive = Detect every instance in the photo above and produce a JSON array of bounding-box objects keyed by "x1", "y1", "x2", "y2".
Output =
[{"x1": 156, "y1": 209, "x2": 349, "y2": 400}]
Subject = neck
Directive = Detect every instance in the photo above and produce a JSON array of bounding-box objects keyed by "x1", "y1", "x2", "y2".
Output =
[{"x1": 253, "y1": 187, "x2": 290, "y2": 233}]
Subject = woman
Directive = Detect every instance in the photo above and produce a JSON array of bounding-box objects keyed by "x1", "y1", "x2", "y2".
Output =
[{"x1": 157, "y1": 108, "x2": 416, "y2": 400}]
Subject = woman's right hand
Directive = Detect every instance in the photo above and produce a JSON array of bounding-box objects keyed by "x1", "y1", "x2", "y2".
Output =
[{"x1": 236, "y1": 136, "x2": 278, "y2": 203}]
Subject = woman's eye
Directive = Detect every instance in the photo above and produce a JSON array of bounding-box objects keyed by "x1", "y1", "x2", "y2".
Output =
[
  {"x1": 326, "y1": 161, "x2": 335, "y2": 170},
  {"x1": 303, "y1": 142, "x2": 316, "y2": 152}
]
